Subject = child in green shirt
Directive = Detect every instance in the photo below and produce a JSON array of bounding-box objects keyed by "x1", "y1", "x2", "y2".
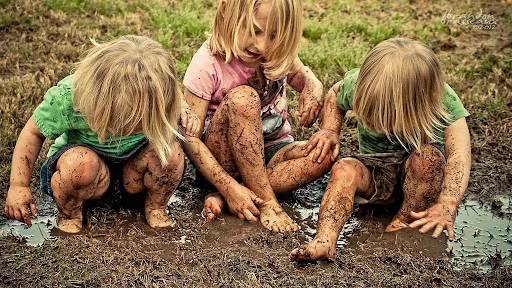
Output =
[
  {"x1": 5, "y1": 35, "x2": 199, "y2": 233},
  {"x1": 290, "y1": 38, "x2": 471, "y2": 262}
]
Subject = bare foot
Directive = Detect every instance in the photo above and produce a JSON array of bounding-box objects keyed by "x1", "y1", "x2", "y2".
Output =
[
  {"x1": 289, "y1": 238, "x2": 336, "y2": 262},
  {"x1": 385, "y1": 214, "x2": 409, "y2": 232},
  {"x1": 259, "y1": 200, "x2": 298, "y2": 233},
  {"x1": 202, "y1": 192, "x2": 225, "y2": 221},
  {"x1": 57, "y1": 213, "x2": 82, "y2": 234},
  {"x1": 145, "y1": 209, "x2": 173, "y2": 228}
]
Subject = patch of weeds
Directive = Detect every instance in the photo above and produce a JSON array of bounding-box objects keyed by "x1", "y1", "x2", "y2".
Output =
[
  {"x1": 0, "y1": 0, "x2": 9, "y2": 8},
  {"x1": 367, "y1": 24, "x2": 401, "y2": 45},
  {"x1": 44, "y1": 0, "x2": 143, "y2": 16},
  {"x1": 303, "y1": 23, "x2": 327, "y2": 41}
]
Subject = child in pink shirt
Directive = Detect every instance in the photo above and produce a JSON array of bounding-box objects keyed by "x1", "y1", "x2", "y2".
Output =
[{"x1": 182, "y1": 0, "x2": 336, "y2": 233}]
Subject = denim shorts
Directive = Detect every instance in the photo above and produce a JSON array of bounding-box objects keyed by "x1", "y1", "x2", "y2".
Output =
[{"x1": 40, "y1": 140, "x2": 149, "y2": 198}]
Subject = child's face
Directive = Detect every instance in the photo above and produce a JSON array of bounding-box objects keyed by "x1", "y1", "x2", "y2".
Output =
[{"x1": 238, "y1": 2, "x2": 275, "y2": 67}]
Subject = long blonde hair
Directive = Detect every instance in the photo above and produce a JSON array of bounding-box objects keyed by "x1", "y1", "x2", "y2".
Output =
[
  {"x1": 353, "y1": 38, "x2": 450, "y2": 151},
  {"x1": 209, "y1": 0, "x2": 302, "y2": 80},
  {"x1": 72, "y1": 35, "x2": 183, "y2": 166}
]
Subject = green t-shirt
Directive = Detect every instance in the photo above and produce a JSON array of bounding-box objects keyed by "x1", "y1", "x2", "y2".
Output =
[
  {"x1": 33, "y1": 75, "x2": 146, "y2": 157},
  {"x1": 336, "y1": 69, "x2": 470, "y2": 154}
]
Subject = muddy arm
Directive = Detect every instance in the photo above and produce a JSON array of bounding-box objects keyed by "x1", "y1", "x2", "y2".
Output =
[
  {"x1": 287, "y1": 57, "x2": 323, "y2": 127},
  {"x1": 320, "y1": 81, "x2": 344, "y2": 133},
  {"x1": 6, "y1": 116, "x2": 45, "y2": 225},
  {"x1": 437, "y1": 117, "x2": 471, "y2": 209}
]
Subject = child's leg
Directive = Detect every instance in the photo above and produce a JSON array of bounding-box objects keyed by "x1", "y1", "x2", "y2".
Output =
[
  {"x1": 202, "y1": 85, "x2": 298, "y2": 232},
  {"x1": 386, "y1": 145, "x2": 445, "y2": 231},
  {"x1": 289, "y1": 158, "x2": 372, "y2": 262},
  {"x1": 52, "y1": 147, "x2": 110, "y2": 233},
  {"x1": 123, "y1": 141, "x2": 184, "y2": 228}
]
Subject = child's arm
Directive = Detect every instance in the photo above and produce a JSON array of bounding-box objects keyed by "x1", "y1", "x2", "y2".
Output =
[
  {"x1": 181, "y1": 89, "x2": 263, "y2": 221},
  {"x1": 287, "y1": 57, "x2": 323, "y2": 128},
  {"x1": 5, "y1": 116, "x2": 45, "y2": 227},
  {"x1": 409, "y1": 118, "x2": 471, "y2": 240},
  {"x1": 303, "y1": 81, "x2": 344, "y2": 163},
  {"x1": 179, "y1": 90, "x2": 202, "y2": 137}
]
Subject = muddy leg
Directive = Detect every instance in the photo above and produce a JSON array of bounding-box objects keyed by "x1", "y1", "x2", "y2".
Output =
[
  {"x1": 123, "y1": 141, "x2": 184, "y2": 228},
  {"x1": 290, "y1": 158, "x2": 372, "y2": 262},
  {"x1": 386, "y1": 145, "x2": 445, "y2": 232},
  {"x1": 203, "y1": 86, "x2": 297, "y2": 232},
  {"x1": 267, "y1": 141, "x2": 333, "y2": 194},
  {"x1": 52, "y1": 147, "x2": 110, "y2": 233}
]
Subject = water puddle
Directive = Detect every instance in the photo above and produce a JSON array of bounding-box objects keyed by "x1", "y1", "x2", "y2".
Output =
[
  {"x1": 0, "y1": 215, "x2": 56, "y2": 246},
  {"x1": 289, "y1": 174, "x2": 512, "y2": 271}
]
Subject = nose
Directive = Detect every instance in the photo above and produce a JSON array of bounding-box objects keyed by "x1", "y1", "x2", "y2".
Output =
[{"x1": 254, "y1": 34, "x2": 267, "y2": 53}]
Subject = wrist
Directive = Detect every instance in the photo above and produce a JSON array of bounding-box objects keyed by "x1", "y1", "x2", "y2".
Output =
[{"x1": 437, "y1": 197, "x2": 459, "y2": 212}]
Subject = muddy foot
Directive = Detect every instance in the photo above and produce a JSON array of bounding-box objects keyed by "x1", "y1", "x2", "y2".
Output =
[
  {"x1": 289, "y1": 238, "x2": 336, "y2": 262},
  {"x1": 57, "y1": 213, "x2": 82, "y2": 234},
  {"x1": 202, "y1": 192, "x2": 225, "y2": 221},
  {"x1": 259, "y1": 200, "x2": 298, "y2": 233},
  {"x1": 146, "y1": 209, "x2": 173, "y2": 228},
  {"x1": 385, "y1": 214, "x2": 409, "y2": 232}
]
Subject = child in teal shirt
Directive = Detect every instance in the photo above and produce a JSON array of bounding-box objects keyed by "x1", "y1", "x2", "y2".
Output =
[
  {"x1": 290, "y1": 38, "x2": 471, "y2": 261},
  {"x1": 5, "y1": 35, "x2": 199, "y2": 233}
]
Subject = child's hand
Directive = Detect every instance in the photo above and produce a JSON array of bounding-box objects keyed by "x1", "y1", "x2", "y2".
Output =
[
  {"x1": 5, "y1": 186, "x2": 37, "y2": 227},
  {"x1": 224, "y1": 183, "x2": 264, "y2": 222},
  {"x1": 180, "y1": 107, "x2": 202, "y2": 137},
  {"x1": 409, "y1": 203, "x2": 457, "y2": 240},
  {"x1": 303, "y1": 129, "x2": 340, "y2": 163},
  {"x1": 299, "y1": 87, "x2": 323, "y2": 127}
]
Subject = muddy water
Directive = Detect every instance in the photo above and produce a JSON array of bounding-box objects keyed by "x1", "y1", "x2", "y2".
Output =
[{"x1": 0, "y1": 179, "x2": 510, "y2": 271}]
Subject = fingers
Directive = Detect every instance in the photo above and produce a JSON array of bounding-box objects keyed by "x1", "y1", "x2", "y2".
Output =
[
  {"x1": 242, "y1": 209, "x2": 258, "y2": 222},
  {"x1": 419, "y1": 221, "x2": 437, "y2": 234},
  {"x1": 247, "y1": 202, "x2": 261, "y2": 216},
  {"x1": 30, "y1": 200, "x2": 37, "y2": 217},
  {"x1": 21, "y1": 209, "x2": 32, "y2": 227},
  {"x1": 410, "y1": 210, "x2": 428, "y2": 219},
  {"x1": 304, "y1": 136, "x2": 319, "y2": 157},
  {"x1": 431, "y1": 223, "x2": 445, "y2": 239},
  {"x1": 409, "y1": 217, "x2": 429, "y2": 228},
  {"x1": 249, "y1": 193, "x2": 264, "y2": 206},
  {"x1": 317, "y1": 140, "x2": 332, "y2": 163},
  {"x1": 311, "y1": 140, "x2": 324, "y2": 162},
  {"x1": 447, "y1": 224, "x2": 455, "y2": 241},
  {"x1": 331, "y1": 143, "x2": 340, "y2": 162}
]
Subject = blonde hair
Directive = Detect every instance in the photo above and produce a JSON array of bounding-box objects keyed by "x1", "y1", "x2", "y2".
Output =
[
  {"x1": 72, "y1": 35, "x2": 183, "y2": 166},
  {"x1": 353, "y1": 38, "x2": 450, "y2": 151},
  {"x1": 209, "y1": 0, "x2": 302, "y2": 80}
]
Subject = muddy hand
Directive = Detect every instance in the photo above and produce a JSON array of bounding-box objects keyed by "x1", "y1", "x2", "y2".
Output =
[
  {"x1": 259, "y1": 200, "x2": 298, "y2": 233},
  {"x1": 303, "y1": 129, "x2": 340, "y2": 163},
  {"x1": 224, "y1": 183, "x2": 263, "y2": 222},
  {"x1": 5, "y1": 185, "x2": 37, "y2": 227},
  {"x1": 180, "y1": 106, "x2": 201, "y2": 137},
  {"x1": 299, "y1": 89, "x2": 322, "y2": 128},
  {"x1": 409, "y1": 203, "x2": 457, "y2": 240}
]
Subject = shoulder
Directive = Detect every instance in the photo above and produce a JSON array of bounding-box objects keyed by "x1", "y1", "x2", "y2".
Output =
[{"x1": 336, "y1": 68, "x2": 360, "y2": 111}]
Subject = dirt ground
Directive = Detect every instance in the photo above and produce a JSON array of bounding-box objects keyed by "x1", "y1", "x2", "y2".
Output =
[{"x1": 1, "y1": 0, "x2": 511, "y2": 287}]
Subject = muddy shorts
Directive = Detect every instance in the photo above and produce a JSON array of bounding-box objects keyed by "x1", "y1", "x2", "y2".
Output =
[
  {"x1": 352, "y1": 147, "x2": 445, "y2": 205},
  {"x1": 352, "y1": 151, "x2": 409, "y2": 205},
  {"x1": 40, "y1": 140, "x2": 149, "y2": 198}
]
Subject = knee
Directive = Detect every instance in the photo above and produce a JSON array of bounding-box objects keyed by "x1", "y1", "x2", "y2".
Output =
[
  {"x1": 146, "y1": 142, "x2": 184, "y2": 173},
  {"x1": 225, "y1": 86, "x2": 260, "y2": 115},
  {"x1": 330, "y1": 158, "x2": 361, "y2": 185},
  {"x1": 57, "y1": 147, "x2": 101, "y2": 188},
  {"x1": 405, "y1": 145, "x2": 445, "y2": 181}
]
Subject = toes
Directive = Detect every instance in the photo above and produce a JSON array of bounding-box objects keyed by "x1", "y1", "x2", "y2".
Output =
[{"x1": 289, "y1": 248, "x2": 299, "y2": 261}]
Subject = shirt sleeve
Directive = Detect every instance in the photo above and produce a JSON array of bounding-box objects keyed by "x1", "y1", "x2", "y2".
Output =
[
  {"x1": 443, "y1": 84, "x2": 470, "y2": 124},
  {"x1": 183, "y1": 44, "x2": 219, "y2": 100},
  {"x1": 33, "y1": 76, "x2": 75, "y2": 140},
  {"x1": 336, "y1": 68, "x2": 359, "y2": 112}
]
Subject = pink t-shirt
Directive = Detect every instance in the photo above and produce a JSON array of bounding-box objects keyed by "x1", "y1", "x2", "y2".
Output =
[{"x1": 183, "y1": 41, "x2": 293, "y2": 147}]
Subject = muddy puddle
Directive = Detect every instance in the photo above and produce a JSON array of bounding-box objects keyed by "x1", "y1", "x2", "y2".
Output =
[{"x1": 0, "y1": 177, "x2": 510, "y2": 272}]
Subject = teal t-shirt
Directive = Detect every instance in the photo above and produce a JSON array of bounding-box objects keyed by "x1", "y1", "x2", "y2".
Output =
[
  {"x1": 336, "y1": 69, "x2": 470, "y2": 154},
  {"x1": 33, "y1": 75, "x2": 146, "y2": 157}
]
